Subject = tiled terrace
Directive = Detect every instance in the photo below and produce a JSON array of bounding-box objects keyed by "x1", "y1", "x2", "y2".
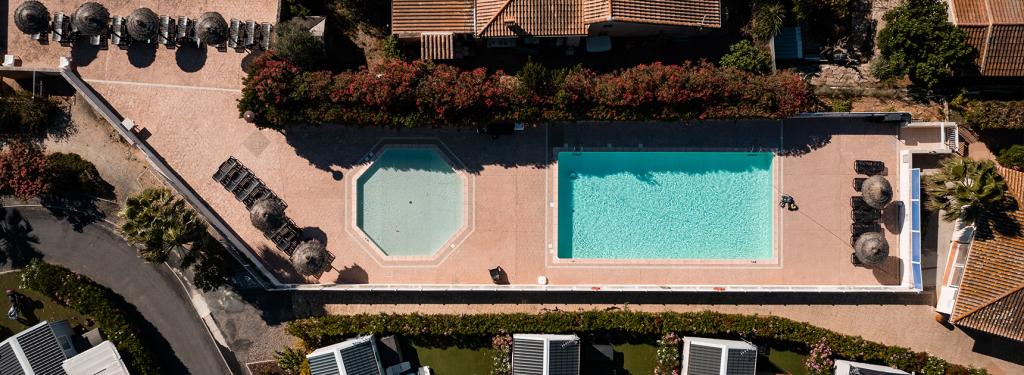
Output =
[{"x1": 5, "y1": 2, "x2": 910, "y2": 288}]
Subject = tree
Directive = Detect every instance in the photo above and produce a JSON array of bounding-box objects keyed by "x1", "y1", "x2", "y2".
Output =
[
  {"x1": 720, "y1": 40, "x2": 772, "y2": 74},
  {"x1": 272, "y1": 18, "x2": 324, "y2": 69},
  {"x1": 998, "y1": 145, "x2": 1024, "y2": 170},
  {"x1": 0, "y1": 94, "x2": 59, "y2": 136},
  {"x1": 924, "y1": 157, "x2": 1008, "y2": 222},
  {"x1": 748, "y1": 2, "x2": 784, "y2": 42},
  {"x1": 181, "y1": 235, "x2": 233, "y2": 292},
  {"x1": 0, "y1": 142, "x2": 49, "y2": 199},
  {"x1": 877, "y1": 0, "x2": 974, "y2": 88},
  {"x1": 118, "y1": 188, "x2": 207, "y2": 261},
  {"x1": 46, "y1": 152, "x2": 114, "y2": 198}
]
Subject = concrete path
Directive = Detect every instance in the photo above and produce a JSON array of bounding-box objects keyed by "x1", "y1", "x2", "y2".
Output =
[{"x1": 15, "y1": 206, "x2": 232, "y2": 375}]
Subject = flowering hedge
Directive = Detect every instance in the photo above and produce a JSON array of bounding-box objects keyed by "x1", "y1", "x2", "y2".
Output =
[
  {"x1": 20, "y1": 260, "x2": 160, "y2": 374},
  {"x1": 239, "y1": 57, "x2": 819, "y2": 129},
  {"x1": 287, "y1": 311, "x2": 987, "y2": 375},
  {"x1": 0, "y1": 142, "x2": 50, "y2": 199}
]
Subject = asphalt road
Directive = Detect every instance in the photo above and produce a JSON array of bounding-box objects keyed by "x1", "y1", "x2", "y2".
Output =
[{"x1": 17, "y1": 206, "x2": 231, "y2": 375}]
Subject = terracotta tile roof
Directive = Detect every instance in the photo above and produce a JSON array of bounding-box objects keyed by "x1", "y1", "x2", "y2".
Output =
[
  {"x1": 950, "y1": 188, "x2": 1024, "y2": 341},
  {"x1": 421, "y1": 32, "x2": 457, "y2": 60},
  {"x1": 477, "y1": 0, "x2": 590, "y2": 37},
  {"x1": 950, "y1": 0, "x2": 1024, "y2": 76},
  {"x1": 609, "y1": 0, "x2": 721, "y2": 27},
  {"x1": 391, "y1": 0, "x2": 474, "y2": 37},
  {"x1": 395, "y1": 0, "x2": 721, "y2": 38}
]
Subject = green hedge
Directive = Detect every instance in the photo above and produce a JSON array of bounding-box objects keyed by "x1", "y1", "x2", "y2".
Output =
[
  {"x1": 20, "y1": 260, "x2": 160, "y2": 374},
  {"x1": 963, "y1": 100, "x2": 1024, "y2": 130},
  {"x1": 287, "y1": 311, "x2": 987, "y2": 375}
]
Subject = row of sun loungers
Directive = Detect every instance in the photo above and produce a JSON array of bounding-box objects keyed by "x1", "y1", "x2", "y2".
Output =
[
  {"x1": 213, "y1": 157, "x2": 300, "y2": 254},
  {"x1": 851, "y1": 160, "x2": 886, "y2": 245},
  {"x1": 40, "y1": 12, "x2": 271, "y2": 51},
  {"x1": 227, "y1": 19, "x2": 273, "y2": 50}
]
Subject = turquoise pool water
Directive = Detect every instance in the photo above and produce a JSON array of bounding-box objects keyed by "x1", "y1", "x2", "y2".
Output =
[
  {"x1": 557, "y1": 152, "x2": 773, "y2": 260},
  {"x1": 357, "y1": 148, "x2": 464, "y2": 257}
]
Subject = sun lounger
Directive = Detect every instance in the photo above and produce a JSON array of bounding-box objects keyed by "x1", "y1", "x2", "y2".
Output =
[
  {"x1": 260, "y1": 23, "x2": 273, "y2": 50},
  {"x1": 52, "y1": 12, "x2": 69, "y2": 44},
  {"x1": 176, "y1": 17, "x2": 192, "y2": 45},
  {"x1": 855, "y1": 160, "x2": 885, "y2": 176},
  {"x1": 852, "y1": 222, "x2": 881, "y2": 236},
  {"x1": 851, "y1": 196, "x2": 873, "y2": 212},
  {"x1": 234, "y1": 178, "x2": 262, "y2": 200},
  {"x1": 224, "y1": 170, "x2": 252, "y2": 191},
  {"x1": 853, "y1": 177, "x2": 866, "y2": 192},
  {"x1": 270, "y1": 219, "x2": 301, "y2": 254},
  {"x1": 852, "y1": 209, "x2": 881, "y2": 222},
  {"x1": 213, "y1": 157, "x2": 239, "y2": 182},
  {"x1": 244, "y1": 21, "x2": 257, "y2": 49},
  {"x1": 159, "y1": 16, "x2": 175, "y2": 46},
  {"x1": 111, "y1": 17, "x2": 129, "y2": 48},
  {"x1": 228, "y1": 19, "x2": 241, "y2": 49}
]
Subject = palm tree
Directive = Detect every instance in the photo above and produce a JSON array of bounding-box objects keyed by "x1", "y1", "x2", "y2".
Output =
[
  {"x1": 924, "y1": 157, "x2": 1008, "y2": 222},
  {"x1": 118, "y1": 188, "x2": 207, "y2": 261}
]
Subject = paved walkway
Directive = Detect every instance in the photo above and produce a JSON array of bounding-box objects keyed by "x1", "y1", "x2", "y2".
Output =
[{"x1": 13, "y1": 206, "x2": 232, "y2": 375}]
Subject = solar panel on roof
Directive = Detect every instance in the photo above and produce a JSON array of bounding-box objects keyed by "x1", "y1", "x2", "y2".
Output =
[
  {"x1": 548, "y1": 339, "x2": 579, "y2": 375},
  {"x1": 308, "y1": 352, "x2": 339, "y2": 375},
  {"x1": 338, "y1": 340, "x2": 380, "y2": 375},
  {"x1": 512, "y1": 338, "x2": 545, "y2": 375},
  {"x1": 725, "y1": 348, "x2": 757, "y2": 375},
  {"x1": 0, "y1": 342, "x2": 26, "y2": 375},
  {"x1": 687, "y1": 344, "x2": 723, "y2": 375}
]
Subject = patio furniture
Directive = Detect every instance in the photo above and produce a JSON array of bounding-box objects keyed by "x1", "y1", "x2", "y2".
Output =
[
  {"x1": 243, "y1": 20, "x2": 256, "y2": 49},
  {"x1": 224, "y1": 169, "x2": 252, "y2": 191},
  {"x1": 52, "y1": 12, "x2": 69, "y2": 44},
  {"x1": 213, "y1": 157, "x2": 240, "y2": 181},
  {"x1": 861, "y1": 175, "x2": 893, "y2": 209},
  {"x1": 851, "y1": 196, "x2": 874, "y2": 212},
  {"x1": 852, "y1": 222, "x2": 881, "y2": 236},
  {"x1": 89, "y1": 34, "x2": 103, "y2": 47},
  {"x1": 260, "y1": 23, "x2": 273, "y2": 50},
  {"x1": 852, "y1": 209, "x2": 881, "y2": 222},
  {"x1": 489, "y1": 266, "x2": 504, "y2": 283},
  {"x1": 176, "y1": 16, "x2": 192, "y2": 45},
  {"x1": 110, "y1": 16, "x2": 127, "y2": 48},
  {"x1": 855, "y1": 160, "x2": 885, "y2": 176},
  {"x1": 853, "y1": 177, "x2": 866, "y2": 192},
  {"x1": 159, "y1": 16, "x2": 175, "y2": 46},
  {"x1": 228, "y1": 19, "x2": 240, "y2": 49},
  {"x1": 270, "y1": 219, "x2": 301, "y2": 254},
  {"x1": 233, "y1": 177, "x2": 262, "y2": 200}
]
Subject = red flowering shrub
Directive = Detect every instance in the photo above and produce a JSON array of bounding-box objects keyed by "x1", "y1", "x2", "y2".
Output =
[
  {"x1": 239, "y1": 58, "x2": 819, "y2": 129},
  {"x1": 0, "y1": 142, "x2": 50, "y2": 199}
]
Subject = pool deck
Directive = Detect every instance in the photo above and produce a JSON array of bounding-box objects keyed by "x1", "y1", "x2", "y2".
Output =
[{"x1": 5, "y1": 6, "x2": 913, "y2": 288}]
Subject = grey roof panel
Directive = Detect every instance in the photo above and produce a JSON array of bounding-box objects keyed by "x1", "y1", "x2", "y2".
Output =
[
  {"x1": 17, "y1": 324, "x2": 66, "y2": 375},
  {"x1": 0, "y1": 342, "x2": 25, "y2": 375},
  {"x1": 512, "y1": 338, "x2": 545, "y2": 375},
  {"x1": 548, "y1": 339, "x2": 579, "y2": 375},
  {"x1": 687, "y1": 344, "x2": 722, "y2": 375},
  {"x1": 308, "y1": 352, "x2": 339, "y2": 375},
  {"x1": 725, "y1": 348, "x2": 757, "y2": 375},
  {"x1": 338, "y1": 340, "x2": 380, "y2": 375}
]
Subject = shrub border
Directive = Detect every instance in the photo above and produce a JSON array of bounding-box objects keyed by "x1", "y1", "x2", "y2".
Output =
[{"x1": 287, "y1": 311, "x2": 986, "y2": 375}]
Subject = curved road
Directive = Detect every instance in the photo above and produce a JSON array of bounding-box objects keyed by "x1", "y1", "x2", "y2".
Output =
[{"x1": 17, "y1": 206, "x2": 231, "y2": 375}]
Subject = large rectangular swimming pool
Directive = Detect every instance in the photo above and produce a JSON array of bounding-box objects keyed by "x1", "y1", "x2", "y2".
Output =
[{"x1": 557, "y1": 152, "x2": 774, "y2": 260}]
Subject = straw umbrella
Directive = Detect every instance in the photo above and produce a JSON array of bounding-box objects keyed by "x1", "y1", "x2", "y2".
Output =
[
  {"x1": 73, "y1": 2, "x2": 110, "y2": 36},
  {"x1": 861, "y1": 175, "x2": 893, "y2": 209},
  {"x1": 126, "y1": 8, "x2": 159, "y2": 42},
  {"x1": 14, "y1": 1, "x2": 49, "y2": 34},
  {"x1": 291, "y1": 239, "x2": 331, "y2": 277},
  {"x1": 249, "y1": 198, "x2": 285, "y2": 233},
  {"x1": 196, "y1": 12, "x2": 228, "y2": 46},
  {"x1": 853, "y1": 232, "x2": 889, "y2": 266}
]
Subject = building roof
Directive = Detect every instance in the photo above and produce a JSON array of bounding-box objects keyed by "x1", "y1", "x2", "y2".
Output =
[
  {"x1": 0, "y1": 321, "x2": 73, "y2": 375},
  {"x1": 62, "y1": 341, "x2": 130, "y2": 375},
  {"x1": 512, "y1": 334, "x2": 580, "y2": 375},
  {"x1": 834, "y1": 359, "x2": 910, "y2": 375},
  {"x1": 307, "y1": 336, "x2": 383, "y2": 375},
  {"x1": 950, "y1": 199, "x2": 1024, "y2": 341},
  {"x1": 393, "y1": 0, "x2": 721, "y2": 38},
  {"x1": 682, "y1": 337, "x2": 757, "y2": 375},
  {"x1": 949, "y1": 0, "x2": 1024, "y2": 76}
]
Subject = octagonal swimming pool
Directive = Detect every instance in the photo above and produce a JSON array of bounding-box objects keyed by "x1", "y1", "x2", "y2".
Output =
[{"x1": 356, "y1": 147, "x2": 465, "y2": 257}]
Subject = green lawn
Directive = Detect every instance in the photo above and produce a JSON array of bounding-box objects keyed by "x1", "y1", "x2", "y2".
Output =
[
  {"x1": 615, "y1": 343, "x2": 657, "y2": 375},
  {"x1": 403, "y1": 342, "x2": 493, "y2": 375},
  {"x1": 0, "y1": 271, "x2": 90, "y2": 340},
  {"x1": 764, "y1": 347, "x2": 810, "y2": 375}
]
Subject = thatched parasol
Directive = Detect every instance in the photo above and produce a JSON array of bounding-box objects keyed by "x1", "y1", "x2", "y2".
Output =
[
  {"x1": 862, "y1": 175, "x2": 893, "y2": 209},
  {"x1": 14, "y1": 1, "x2": 50, "y2": 34},
  {"x1": 249, "y1": 198, "x2": 285, "y2": 233},
  {"x1": 290, "y1": 239, "x2": 331, "y2": 277},
  {"x1": 73, "y1": 2, "x2": 110, "y2": 36},
  {"x1": 196, "y1": 12, "x2": 228, "y2": 45},
  {"x1": 853, "y1": 232, "x2": 889, "y2": 266},
  {"x1": 126, "y1": 8, "x2": 159, "y2": 41}
]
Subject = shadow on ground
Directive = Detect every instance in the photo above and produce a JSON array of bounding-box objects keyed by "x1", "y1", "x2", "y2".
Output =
[{"x1": 282, "y1": 117, "x2": 896, "y2": 175}]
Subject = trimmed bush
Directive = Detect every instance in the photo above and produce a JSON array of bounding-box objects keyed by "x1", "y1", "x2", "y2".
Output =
[
  {"x1": 20, "y1": 260, "x2": 160, "y2": 374},
  {"x1": 963, "y1": 100, "x2": 1024, "y2": 130},
  {"x1": 0, "y1": 142, "x2": 50, "y2": 199},
  {"x1": 720, "y1": 40, "x2": 772, "y2": 74},
  {"x1": 287, "y1": 311, "x2": 987, "y2": 375},
  {"x1": 239, "y1": 57, "x2": 819, "y2": 129},
  {"x1": 273, "y1": 18, "x2": 325, "y2": 69},
  {"x1": 997, "y1": 145, "x2": 1024, "y2": 170},
  {"x1": 877, "y1": 0, "x2": 974, "y2": 88},
  {"x1": 46, "y1": 152, "x2": 113, "y2": 198}
]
